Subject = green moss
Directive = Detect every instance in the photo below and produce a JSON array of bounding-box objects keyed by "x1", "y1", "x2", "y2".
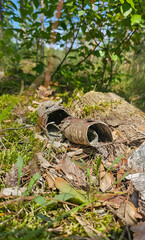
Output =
[
  {"x1": 58, "y1": 89, "x2": 84, "y2": 109},
  {"x1": 25, "y1": 111, "x2": 38, "y2": 125},
  {"x1": 83, "y1": 100, "x2": 122, "y2": 117},
  {"x1": 0, "y1": 94, "x2": 20, "y2": 111}
]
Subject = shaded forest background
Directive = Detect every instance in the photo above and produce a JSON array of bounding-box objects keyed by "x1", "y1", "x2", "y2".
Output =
[{"x1": 0, "y1": 0, "x2": 145, "y2": 110}]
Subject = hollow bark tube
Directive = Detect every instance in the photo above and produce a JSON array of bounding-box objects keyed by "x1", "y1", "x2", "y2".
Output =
[
  {"x1": 37, "y1": 100, "x2": 70, "y2": 139},
  {"x1": 61, "y1": 118, "x2": 113, "y2": 147}
]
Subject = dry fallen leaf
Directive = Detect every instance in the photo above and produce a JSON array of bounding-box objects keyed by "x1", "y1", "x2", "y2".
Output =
[
  {"x1": 29, "y1": 157, "x2": 39, "y2": 176},
  {"x1": 36, "y1": 153, "x2": 52, "y2": 168},
  {"x1": 57, "y1": 154, "x2": 86, "y2": 187},
  {"x1": 117, "y1": 168, "x2": 124, "y2": 188},
  {"x1": 117, "y1": 201, "x2": 139, "y2": 225},
  {"x1": 5, "y1": 163, "x2": 18, "y2": 187},
  {"x1": 37, "y1": 85, "x2": 55, "y2": 99},
  {"x1": 45, "y1": 173, "x2": 55, "y2": 189},
  {"x1": 131, "y1": 222, "x2": 145, "y2": 240},
  {"x1": 99, "y1": 163, "x2": 114, "y2": 192}
]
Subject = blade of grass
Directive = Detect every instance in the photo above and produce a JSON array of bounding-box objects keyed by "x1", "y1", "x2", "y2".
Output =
[
  {"x1": 23, "y1": 172, "x2": 40, "y2": 197},
  {"x1": 17, "y1": 155, "x2": 23, "y2": 196}
]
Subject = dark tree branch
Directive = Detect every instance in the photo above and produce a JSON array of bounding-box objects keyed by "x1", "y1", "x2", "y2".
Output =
[
  {"x1": 115, "y1": 29, "x2": 137, "y2": 55},
  {"x1": 51, "y1": 28, "x2": 80, "y2": 79},
  {"x1": 70, "y1": 44, "x2": 99, "y2": 71}
]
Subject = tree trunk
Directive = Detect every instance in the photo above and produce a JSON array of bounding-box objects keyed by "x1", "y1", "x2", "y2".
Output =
[
  {"x1": 44, "y1": 0, "x2": 64, "y2": 88},
  {"x1": 40, "y1": 0, "x2": 44, "y2": 62}
]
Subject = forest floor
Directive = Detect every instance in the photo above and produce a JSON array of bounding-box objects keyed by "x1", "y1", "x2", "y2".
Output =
[{"x1": 0, "y1": 85, "x2": 145, "y2": 240}]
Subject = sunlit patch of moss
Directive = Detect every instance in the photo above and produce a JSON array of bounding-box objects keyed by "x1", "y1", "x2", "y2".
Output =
[
  {"x1": 0, "y1": 121, "x2": 42, "y2": 171},
  {"x1": 0, "y1": 94, "x2": 20, "y2": 111},
  {"x1": 83, "y1": 100, "x2": 121, "y2": 117},
  {"x1": 58, "y1": 89, "x2": 84, "y2": 109},
  {"x1": 25, "y1": 111, "x2": 38, "y2": 125},
  {"x1": 84, "y1": 210, "x2": 122, "y2": 238}
]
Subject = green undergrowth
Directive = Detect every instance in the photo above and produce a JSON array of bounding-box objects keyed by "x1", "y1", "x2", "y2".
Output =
[
  {"x1": 0, "y1": 94, "x2": 41, "y2": 175},
  {"x1": 58, "y1": 89, "x2": 84, "y2": 109},
  {"x1": 0, "y1": 74, "x2": 35, "y2": 96},
  {"x1": 0, "y1": 93, "x2": 124, "y2": 240}
]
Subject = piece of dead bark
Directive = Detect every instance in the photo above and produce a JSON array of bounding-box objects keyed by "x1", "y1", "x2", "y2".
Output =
[
  {"x1": 57, "y1": 154, "x2": 86, "y2": 187},
  {"x1": 131, "y1": 222, "x2": 145, "y2": 240},
  {"x1": 5, "y1": 163, "x2": 18, "y2": 187},
  {"x1": 128, "y1": 141, "x2": 145, "y2": 172},
  {"x1": 126, "y1": 173, "x2": 145, "y2": 200}
]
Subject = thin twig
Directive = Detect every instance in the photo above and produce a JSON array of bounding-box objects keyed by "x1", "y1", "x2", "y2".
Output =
[
  {"x1": 131, "y1": 125, "x2": 145, "y2": 136},
  {"x1": 115, "y1": 30, "x2": 136, "y2": 54},
  {"x1": 51, "y1": 27, "x2": 80, "y2": 79},
  {"x1": 71, "y1": 44, "x2": 99, "y2": 71},
  {"x1": 0, "y1": 196, "x2": 35, "y2": 206},
  {"x1": 0, "y1": 125, "x2": 34, "y2": 132}
]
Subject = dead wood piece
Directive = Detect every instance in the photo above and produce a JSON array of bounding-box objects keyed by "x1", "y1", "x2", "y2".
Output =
[
  {"x1": 61, "y1": 117, "x2": 112, "y2": 147},
  {"x1": 37, "y1": 100, "x2": 69, "y2": 140},
  {"x1": 126, "y1": 173, "x2": 145, "y2": 201},
  {"x1": 71, "y1": 91, "x2": 145, "y2": 159},
  {"x1": 127, "y1": 141, "x2": 145, "y2": 172}
]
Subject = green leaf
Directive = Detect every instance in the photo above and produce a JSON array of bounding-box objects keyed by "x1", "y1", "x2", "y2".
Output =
[
  {"x1": 114, "y1": 172, "x2": 130, "y2": 185},
  {"x1": 121, "y1": 2, "x2": 132, "y2": 17},
  {"x1": 111, "y1": 54, "x2": 118, "y2": 61},
  {"x1": 66, "y1": 2, "x2": 73, "y2": 6},
  {"x1": 126, "y1": 0, "x2": 135, "y2": 9},
  {"x1": 120, "y1": 0, "x2": 124, "y2": 3},
  {"x1": 140, "y1": 23, "x2": 145, "y2": 28},
  {"x1": 12, "y1": 16, "x2": 23, "y2": 23},
  {"x1": 17, "y1": 155, "x2": 23, "y2": 191},
  {"x1": 34, "y1": 196, "x2": 47, "y2": 206},
  {"x1": 55, "y1": 178, "x2": 87, "y2": 204},
  {"x1": 33, "y1": 0, "x2": 40, "y2": 9},
  {"x1": 131, "y1": 14, "x2": 142, "y2": 25},
  {"x1": 23, "y1": 172, "x2": 40, "y2": 196},
  {"x1": 78, "y1": 10, "x2": 85, "y2": 17},
  {"x1": 9, "y1": 1, "x2": 17, "y2": 10},
  {"x1": 48, "y1": 193, "x2": 75, "y2": 205},
  {"x1": 37, "y1": 214, "x2": 53, "y2": 222}
]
